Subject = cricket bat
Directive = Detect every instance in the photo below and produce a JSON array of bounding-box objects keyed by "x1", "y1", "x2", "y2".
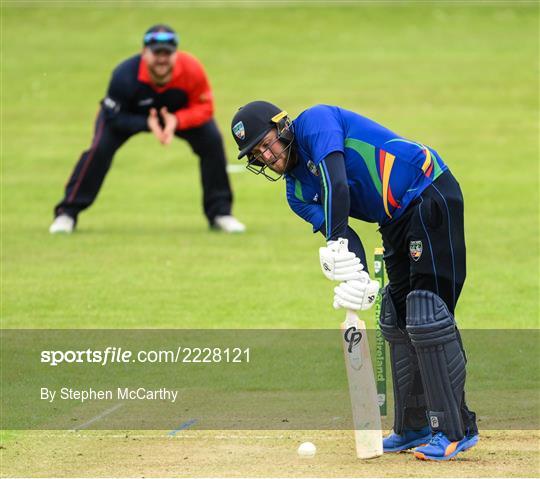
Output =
[{"x1": 341, "y1": 309, "x2": 383, "y2": 459}]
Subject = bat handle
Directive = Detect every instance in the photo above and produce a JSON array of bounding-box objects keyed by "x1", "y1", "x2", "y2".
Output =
[{"x1": 346, "y1": 309, "x2": 359, "y2": 324}]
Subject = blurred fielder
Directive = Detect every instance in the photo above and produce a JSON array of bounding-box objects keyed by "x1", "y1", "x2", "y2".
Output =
[
  {"x1": 231, "y1": 101, "x2": 478, "y2": 461},
  {"x1": 50, "y1": 24, "x2": 245, "y2": 234}
]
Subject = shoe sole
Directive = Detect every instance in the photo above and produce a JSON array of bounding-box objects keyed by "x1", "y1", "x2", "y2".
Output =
[{"x1": 414, "y1": 435, "x2": 479, "y2": 461}]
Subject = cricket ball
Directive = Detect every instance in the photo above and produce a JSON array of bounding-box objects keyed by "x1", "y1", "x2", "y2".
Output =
[{"x1": 297, "y1": 441, "x2": 316, "y2": 457}]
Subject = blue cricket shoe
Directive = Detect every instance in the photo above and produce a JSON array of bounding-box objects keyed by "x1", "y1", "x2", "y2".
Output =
[
  {"x1": 383, "y1": 427, "x2": 432, "y2": 452},
  {"x1": 414, "y1": 431, "x2": 479, "y2": 461}
]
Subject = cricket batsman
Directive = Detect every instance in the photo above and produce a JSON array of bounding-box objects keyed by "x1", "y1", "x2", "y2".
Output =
[{"x1": 230, "y1": 101, "x2": 479, "y2": 461}]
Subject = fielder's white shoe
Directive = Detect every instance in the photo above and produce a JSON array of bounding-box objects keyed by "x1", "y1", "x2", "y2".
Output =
[
  {"x1": 49, "y1": 214, "x2": 75, "y2": 234},
  {"x1": 212, "y1": 215, "x2": 246, "y2": 234}
]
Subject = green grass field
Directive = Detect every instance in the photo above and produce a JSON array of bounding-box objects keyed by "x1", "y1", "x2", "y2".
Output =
[{"x1": 1, "y1": 1, "x2": 539, "y2": 477}]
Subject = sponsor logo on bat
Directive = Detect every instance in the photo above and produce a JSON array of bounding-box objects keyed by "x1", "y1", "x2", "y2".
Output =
[{"x1": 344, "y1": 326, "x2": 362, "y2": 354}]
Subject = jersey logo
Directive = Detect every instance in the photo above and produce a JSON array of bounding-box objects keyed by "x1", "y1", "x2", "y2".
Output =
[
  {"x1": 233, "y1": 121, "x2": 245, "y2": 140},
  {"x1": 307, "y1": 160, "x2": 319, "y2": 176},
  {"x1": 102, "y1": 96, "x2": 120, "y2": 113},
  {"x1": 409, "y1": 240, "x2": 423, "y2": 261}
]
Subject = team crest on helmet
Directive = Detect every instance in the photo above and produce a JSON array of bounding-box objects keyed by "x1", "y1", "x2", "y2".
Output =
[
  {"x1": 307, "y1": 160, "x2": 319, "y2": 176},
  {"x1": 233, "y1": 121, "x2": 245, "y2": 140},
  {"x1": 409, "y1": 240, "x2": 423, "y2": 261}
]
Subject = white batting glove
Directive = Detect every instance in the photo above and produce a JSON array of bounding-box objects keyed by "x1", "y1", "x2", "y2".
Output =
[
  {"x1": 319, "y1": 238, "x2": 365, "y2": 281},
  {"x1": 333, "y1": 273, "x2": 380, "y2": 311}
]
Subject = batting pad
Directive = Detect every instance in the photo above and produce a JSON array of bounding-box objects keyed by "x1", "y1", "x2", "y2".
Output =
[
  {"x1": 406, "y1": 290, "x2": 466, "y2": 441},
  {"x1": 379, "y1": 288, "x2": 427, "y2": 434}
]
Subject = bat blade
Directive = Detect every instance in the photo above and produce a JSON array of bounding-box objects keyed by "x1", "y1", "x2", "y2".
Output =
[{"x1": 341, "y1": 309, "x2": 383, "y2": 459}]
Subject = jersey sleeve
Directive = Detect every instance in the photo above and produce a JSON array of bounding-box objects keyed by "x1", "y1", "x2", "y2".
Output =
[
  {"x1": 297, "y1": 105, "x2": 345, "y2": 166},
  {"x1": 101, "y1": 66, "x2": 149, "y2": 135},
  {"x1": 318, "y1": 151, "x2": 350, "y2": 241},
  {"x1": 286, "y1": 177, "x2": 325, "y2": 233},
  {"x1": 174, "y1": 54, "x2": 214, "y2": 130}
]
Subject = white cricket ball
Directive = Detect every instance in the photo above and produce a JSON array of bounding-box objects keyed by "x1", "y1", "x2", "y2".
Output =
[{"x1": 297, "y1": 441, "x2": 316, "y2": 457}]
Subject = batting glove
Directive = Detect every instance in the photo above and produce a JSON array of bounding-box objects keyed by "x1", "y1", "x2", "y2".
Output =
[
  {"x1": 333, "y1": 273, "x2": 380, "y2": 311},
  {"x1": 319, "y1": 238, "x2": 365, "y2": 281}
]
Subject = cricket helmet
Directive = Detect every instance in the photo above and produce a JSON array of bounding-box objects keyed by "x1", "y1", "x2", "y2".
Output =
[{"x1": 231, "y1": 101, "x2": 293, "y2": 159}]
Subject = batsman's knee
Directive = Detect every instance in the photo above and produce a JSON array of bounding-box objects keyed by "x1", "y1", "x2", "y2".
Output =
[
  {"x1": 405, "y1": 290, "x2": 457, "y2": 342},
  {"x1": 379, "y1": 287, "x2": 407, "y2": 342}
]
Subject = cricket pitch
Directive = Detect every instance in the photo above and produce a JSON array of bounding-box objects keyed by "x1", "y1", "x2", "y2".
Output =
[{"x1": 1, "y1": 430, "x2": 538, "y2": 477}]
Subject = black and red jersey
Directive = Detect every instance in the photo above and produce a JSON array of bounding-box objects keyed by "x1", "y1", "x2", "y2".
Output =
[{"x1": 101, "y1": 52, "x2": 214, "y2": 134}]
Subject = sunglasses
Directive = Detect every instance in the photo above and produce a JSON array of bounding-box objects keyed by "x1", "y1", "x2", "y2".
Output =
[{"x1": 143, "y1": 31, "x2": 179, "y2": 46}]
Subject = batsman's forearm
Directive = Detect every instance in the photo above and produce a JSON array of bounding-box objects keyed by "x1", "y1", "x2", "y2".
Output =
[
  {"x1": 343, "y1": 226, "x2": 368, "y2": 274},
  {"x1": 319, "y1": 152, "x2": 349, "y2": 242}
]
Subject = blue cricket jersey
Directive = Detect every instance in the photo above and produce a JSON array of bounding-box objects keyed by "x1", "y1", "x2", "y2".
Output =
[{"x1": 285, "y1": 105, "x2": 448, "y2": 236}]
